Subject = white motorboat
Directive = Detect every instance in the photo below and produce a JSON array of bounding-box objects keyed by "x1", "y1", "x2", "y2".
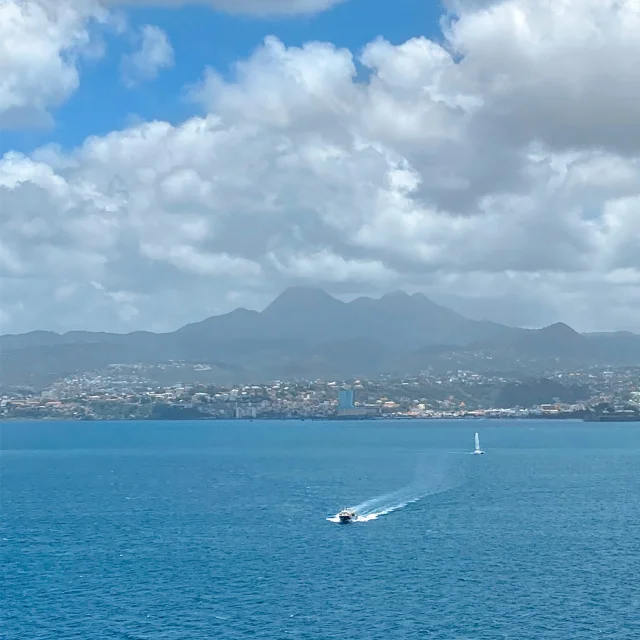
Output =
[{"x1": 337, "y1": 508, "x2": 357, "y2": 523}]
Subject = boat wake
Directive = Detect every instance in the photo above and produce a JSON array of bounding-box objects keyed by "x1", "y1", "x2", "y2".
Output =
[
  {"x1": 326, "y1": 491, "x2": 426, "y2": 523},
  {"x1": 327, "y1": 455, "x2": 463, "y2": 524}
]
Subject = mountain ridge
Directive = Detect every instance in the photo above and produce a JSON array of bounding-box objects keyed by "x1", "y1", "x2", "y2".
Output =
[
  {"x1": 1, "y1": 287, "x2": 639, "y2": 387},
  {"x1": 3, "y1": 287, "x2": 636, "y2": 343}
]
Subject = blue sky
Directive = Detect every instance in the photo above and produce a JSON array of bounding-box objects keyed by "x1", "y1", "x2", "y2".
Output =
[{"x1": 1, "y1": 0, "x2": 445, "y2": 155}]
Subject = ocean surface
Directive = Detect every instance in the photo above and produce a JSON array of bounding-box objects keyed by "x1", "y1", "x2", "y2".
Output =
[{"x1": 2, "y1": 419, "x2": 640, "y2": 639}]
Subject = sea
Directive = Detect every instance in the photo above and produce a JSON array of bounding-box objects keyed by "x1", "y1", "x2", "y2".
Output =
[{"x1": 2, "y1": 419, "x2": 640, "y2": 639}]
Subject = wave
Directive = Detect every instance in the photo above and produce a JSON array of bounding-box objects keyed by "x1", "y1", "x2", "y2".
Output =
[{"x1": 327, "y1": 454, "x2": 463, "y2": 523}]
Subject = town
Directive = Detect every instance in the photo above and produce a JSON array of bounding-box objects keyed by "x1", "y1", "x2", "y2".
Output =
[{"x1": 2, "y1": 363, "x2": 639, "y2": 422}]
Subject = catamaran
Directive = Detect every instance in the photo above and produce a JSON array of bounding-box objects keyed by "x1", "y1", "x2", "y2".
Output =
[{"x1": 473, "y1": 432, "x2": 484, "y2": 455}]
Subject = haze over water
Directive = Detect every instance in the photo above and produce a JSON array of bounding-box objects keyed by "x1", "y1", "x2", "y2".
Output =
[{"x1": 2, "y1": 420, "x2": 640, "y2": 639}]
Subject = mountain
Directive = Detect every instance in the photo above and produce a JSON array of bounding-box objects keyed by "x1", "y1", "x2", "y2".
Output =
[
  {"x1": 1, "y1": 287, "x2": 639, "y2": 387},
  {"x1": 474, "y1": 321, "x2": 640, "y2": 367},
  {"x1": 505, "y1": 322, "x2": 591, "y2": 359},
  {"x1": 2, "y1": 287, "x2": 516, "y2": 351}
]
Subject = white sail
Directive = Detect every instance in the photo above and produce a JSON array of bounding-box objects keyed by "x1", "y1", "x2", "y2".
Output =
[{"x1": 474, "y1": 432, "x2": 480, "y2": 452}]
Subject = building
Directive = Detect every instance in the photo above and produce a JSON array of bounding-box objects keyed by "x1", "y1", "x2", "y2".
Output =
[
  {"x1": 336, "y1": 388, "x2": 378, "y2": 418},
  {"x1": 235, "y1": 405, "x2": 257, "y2": 419},
  {"x1": 338, "y1": 388, "x2": 355, "y2": 409}
]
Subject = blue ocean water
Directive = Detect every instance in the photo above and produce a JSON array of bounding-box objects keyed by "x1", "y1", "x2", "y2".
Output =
[{"x1": 2, "y1": 419, "x2": 640, "y2": 639}]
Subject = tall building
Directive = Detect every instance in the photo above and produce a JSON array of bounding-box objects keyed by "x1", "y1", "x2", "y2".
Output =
[
  {"x1": 338, "y1": 388, "x2": 355, "y2": 409},
  {"x1": 235, "y1": 405, "x2": 257, "y2": 419}
]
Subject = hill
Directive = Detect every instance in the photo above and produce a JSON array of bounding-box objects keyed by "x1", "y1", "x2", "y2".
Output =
[{"x1": 1, "y1": 288, "x2": 639, "y2": 387}]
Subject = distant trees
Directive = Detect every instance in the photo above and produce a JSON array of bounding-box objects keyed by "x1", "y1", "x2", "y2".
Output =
[
  {"x1": 594, "y1": 402, "x2": 613, "y2": 415},
  {"x1": 492, "y1": 378, "x2": 591, "y2": 409},
  {"x1": 147, "y1": 404, "x2": 203, "y2": 420}
]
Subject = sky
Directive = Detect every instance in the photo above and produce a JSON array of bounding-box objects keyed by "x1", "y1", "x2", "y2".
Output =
[{"x1": 1, "y1": 0, "x2": 639, "y2": 335}]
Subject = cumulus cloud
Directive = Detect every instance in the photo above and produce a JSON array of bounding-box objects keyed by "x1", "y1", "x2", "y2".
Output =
[
  {"x1": 121, "y1": 25, "x2": 174, "y2": 87},
  {"x1": 102, "y1": 0, "x2": 347, "y2": 17},
  {"x1": 0, "y1": 0, "x2": 346, "y2": 127},
  {"x1": 269, "y1": 250, "x2": 395, "y2": 284},
  {"x1": 0, "y1": 0, "x2": 108, "y2": 129},
  {"x1": 1, "y1": 0, "x2": 640, "y2": 333},
  {"x1": 444, "y1": 0, "x2": 640, "y2": 155}
]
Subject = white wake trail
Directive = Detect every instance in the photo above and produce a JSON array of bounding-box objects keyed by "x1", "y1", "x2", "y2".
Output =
[{"x1": 327, "y1": 454, "x2": 463, "y2": 523}]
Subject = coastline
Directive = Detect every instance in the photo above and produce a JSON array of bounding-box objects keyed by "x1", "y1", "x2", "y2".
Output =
[{"x1": 2, "y1": 415, "x2": 637, "y2": 423}]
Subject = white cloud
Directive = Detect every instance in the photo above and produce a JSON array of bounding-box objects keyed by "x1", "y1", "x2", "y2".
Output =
[
  {"x1": 270, "y1": 250, "x2": 395, "y2": 284},
  {"x1": 102, "y1": 0, "x2": 347, "y2": 17},
  {"x1": 141, "y1": 243, "x2": 262, "y2": 277},
  {"x1": 121, "y1": 24, "x2": 174, "y2": 87},
  {"x1": 0, "y1": 0, "x2": 108, "y2": 129},
  {"x1": 1, "y1": 0, "x2": 640, "y2": 333},
  {"x1": 443, "y1": 0, "x2": 640, "y2": 155}
]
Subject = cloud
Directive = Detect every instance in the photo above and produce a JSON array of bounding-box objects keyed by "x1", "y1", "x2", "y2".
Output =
[
  {"x1": 102, "y1": 0, "x2": 347, "y2": 17},
  {"x1": 121, "y1": 25, "x2": 174, "y2": 87},
  {"x1": 1, "y1": 0, "x2": 640, "y2": 334},
  {"x1": 141, "y1": 243, "x2": 261, "y2": 277},
  {"x1": 443, "y1": 0, "x2": 640, "y2": 155},
  {"x1": 0, "y1": 0, "x2": 108, "y2": 129},
  {"x1": 269, "y1": 250, "x2": 395, "y2": 284}
]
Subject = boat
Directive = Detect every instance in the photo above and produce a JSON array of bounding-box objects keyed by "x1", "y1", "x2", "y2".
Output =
[
  {"x1": 337, "y1": 508, "x2": 357, "y2": 523},
  {"x1": 473, "y1": 432, "x2": 484, "y2": 455}
]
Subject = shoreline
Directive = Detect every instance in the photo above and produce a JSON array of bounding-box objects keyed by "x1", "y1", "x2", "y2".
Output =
[{"x1": 2, "y1": 415, "x2": 638, "y2": 423}]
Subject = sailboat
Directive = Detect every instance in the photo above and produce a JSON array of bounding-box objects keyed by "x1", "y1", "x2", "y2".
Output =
[{"x1": 473, "y1": 432, "x2": 484, "y2": 455}]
